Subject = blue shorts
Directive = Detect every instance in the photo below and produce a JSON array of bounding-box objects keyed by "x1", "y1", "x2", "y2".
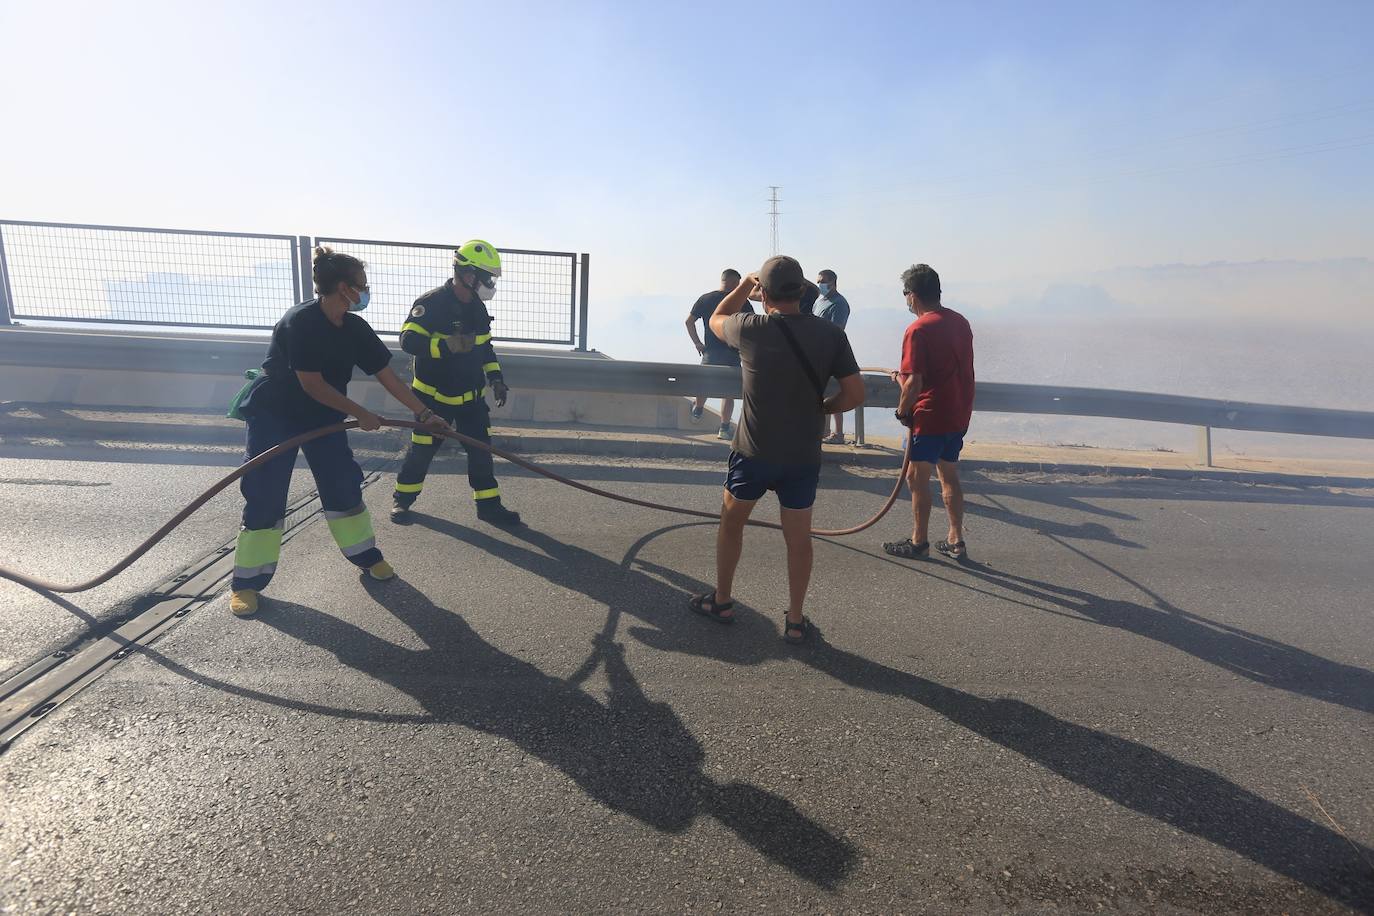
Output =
[
  {"x1": 725, "y1": 451, "x2": 821, "y2": 510},
  {"x1": 908, "y1": 430, "x2": 966, "y2": 464}
]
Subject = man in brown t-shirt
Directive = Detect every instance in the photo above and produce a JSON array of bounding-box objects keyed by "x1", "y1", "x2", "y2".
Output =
[{"x1": 685, "y1": 255, "x2": 865, "y2": 644}]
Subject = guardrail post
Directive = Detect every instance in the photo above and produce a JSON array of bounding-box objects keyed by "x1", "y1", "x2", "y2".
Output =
[
  {"x1": 296, "y1": 236, "x2": 312, "y2": 303},
  {"x1": 576, "y1": 253, "x2": 590, "y2": 351},
  {"x1": 854, "y1": 407, "x2": 865, "y2": 446},
  {"x1": 1196, "y1": 425, "x2": 1213, "y2": 467},
  {"x1": 0, "y1": 225, "x2": 14, "y2": 326}
]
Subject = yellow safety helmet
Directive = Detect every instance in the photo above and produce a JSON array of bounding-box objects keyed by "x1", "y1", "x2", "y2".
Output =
[{"x1": 453, "y1": 239, "x2": 502, "y2": 277}]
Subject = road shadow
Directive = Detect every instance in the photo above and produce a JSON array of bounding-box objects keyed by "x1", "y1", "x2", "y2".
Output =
[
  {"x1": 242, "y1": 579, "x2": 855, "y2": 889},
  {"x1": 799, "y1": 630, "x2": 1374, "y2": 912},
  {"x1": 2, "y1": 398, "x2": 1369, "y2": 514},
  {"x1": 412, "y1": 517, "x2": 1374, "y2": 911},
  {"x1": 472, "y1": 457, "x2": 1370, "y2": 551},
  {"x1": 0, "y1": 403, "x2": 405, "y2": 469},
  {"x1": 482, "y1": 458, "x2": 1374, "y2": 512},
  {"x1": 962, "y1": 558, "x2": 1374, "y2": 716},
  {"x1": 955, "y1": 493, "x2": 1144, "y2": 548}
]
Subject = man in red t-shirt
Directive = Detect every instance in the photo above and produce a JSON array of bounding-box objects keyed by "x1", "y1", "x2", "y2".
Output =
[{"x1": 884, "y1": 264, "x2": 975, "y2": 561}]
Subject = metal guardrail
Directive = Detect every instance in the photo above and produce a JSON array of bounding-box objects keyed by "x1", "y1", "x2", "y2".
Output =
[
  {"x1": 1, "y1": 327, "x2": 1371, "y2": 467},
  {"x1": 0, "y1": 220, "x2": 591, "y2": 349},
  {"x1": 494, "y1": 357, "x2": 1374, "y2": 462}
]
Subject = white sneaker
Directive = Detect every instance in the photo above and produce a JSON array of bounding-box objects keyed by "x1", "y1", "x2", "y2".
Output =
[{"x1": 717, "y1": 423, "x2": 732, "y2": 440}]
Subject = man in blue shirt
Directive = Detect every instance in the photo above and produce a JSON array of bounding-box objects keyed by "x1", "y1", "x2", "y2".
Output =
[{"x1": 816, "y1": 269, "x2": 853, "y2": 444}]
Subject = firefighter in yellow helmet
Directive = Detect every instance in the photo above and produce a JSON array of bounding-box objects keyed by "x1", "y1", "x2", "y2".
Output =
[{"x1": 391, "y1": 240, "x2": 522, "y2": 525}]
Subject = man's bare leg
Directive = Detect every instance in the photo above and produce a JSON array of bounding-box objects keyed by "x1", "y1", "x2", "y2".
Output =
[
  {"x1": 905, "y1": 461, "x2": 935, "y2": 544},
  {"x1": 779, "y1": 506, "x2": 814, "y2": 627},
  {"x1": 834, "y1": 411, "x2": 845, "y2": 438},
  {"x1": 720, "y1": 398, "x2": 735, "y2": 426},
  {"x1": 692, "y1": 395, "x2": 708, "y2": 414},
  {"x1": 823, "y1": 413, "x2": 845, "y2": 443},
  {"x1": 937, "y1": 460, "x2": 965, "y2": 546},
  {"x1": 713, "y1": 490, "x2": 757, "y2": 618}
]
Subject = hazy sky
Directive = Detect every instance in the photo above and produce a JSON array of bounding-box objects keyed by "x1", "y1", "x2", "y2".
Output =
[{"x1": 2, "y1": 0, "x2": 1371, "y2": 359}]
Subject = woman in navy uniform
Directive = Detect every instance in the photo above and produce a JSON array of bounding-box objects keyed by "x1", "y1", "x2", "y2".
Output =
[{"x1": 229, "y1": 247, "x2": 449, "y2": 617}]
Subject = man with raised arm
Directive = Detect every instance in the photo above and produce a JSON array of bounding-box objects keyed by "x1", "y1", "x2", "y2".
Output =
[{"x1": 687, "y1": 256, "x2": 866, "y2": 645}]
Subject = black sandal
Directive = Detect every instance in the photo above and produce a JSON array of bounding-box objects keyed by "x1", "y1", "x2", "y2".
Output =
[
  {"x1": 689, "y1": 592, "x2": 735, "y2": 624},
  {"x1": 883, "y1": 538, "x2": 930, "y2": 559},
  {"x1": 936, "y1": 539, "x2": 968, "y2": 561},
  {"x1": 783, "y1": 615, "x2": 813, "y2": 644}
]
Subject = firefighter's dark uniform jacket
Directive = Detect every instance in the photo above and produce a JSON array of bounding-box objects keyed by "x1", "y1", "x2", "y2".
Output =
[
  {"x1": 398, "y1": 279, "x2": 504, "y2": 404},
  {"x1": 393, "y1": 280, "x2": 506, "y2": 507}
]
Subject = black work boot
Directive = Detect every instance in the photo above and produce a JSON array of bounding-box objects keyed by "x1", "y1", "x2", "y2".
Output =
[
  {"x1": 476, "y1": 499, "x2": 522, "y2": 527},
  {"x1": 390, "y1": 501, "x2": 413, "y2": 523}
]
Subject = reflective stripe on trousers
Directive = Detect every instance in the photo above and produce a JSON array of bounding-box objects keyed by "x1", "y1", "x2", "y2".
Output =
[
  {"x1": 394, "y1": 397, "x2": 499, "y2": 506},
  {"x1": 325, "y1": 503, "x2": 378, "y2": 558},
  {"x1": 233, "y1": 522, "x2": 283, "y2": 589}
]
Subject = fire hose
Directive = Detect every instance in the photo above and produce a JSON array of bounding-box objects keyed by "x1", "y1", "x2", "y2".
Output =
[{"x1": 0, "y1": 416, "x2": 910, "y2": 595}]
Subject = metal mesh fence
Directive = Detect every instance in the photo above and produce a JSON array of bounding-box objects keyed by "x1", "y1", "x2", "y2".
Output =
[
  {"x1": 314, "y1": 237, "x2": 577, "y2": 344},
  {"x1": 0, "y1": 221, "x2": 298, "y2": 330},
  {"x1": 0, "y1": 221, "x2": 583, "y2": 346}
]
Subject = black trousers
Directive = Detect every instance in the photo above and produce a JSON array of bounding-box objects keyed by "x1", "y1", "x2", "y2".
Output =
[{"x1": 393, "y1": 396, "x2": 499, "y2": 506}]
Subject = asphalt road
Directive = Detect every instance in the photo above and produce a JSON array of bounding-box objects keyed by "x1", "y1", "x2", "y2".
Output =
[
  {"x1": 2, "y1": 442, "x2": 1373, "y2": 913},
  {"x1": 0, "y1": 430, "x2": 400, "y2": 681}
]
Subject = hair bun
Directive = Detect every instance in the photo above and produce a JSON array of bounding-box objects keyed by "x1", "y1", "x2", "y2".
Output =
[{"x1": 313, "y1": 245, "x2": 334, "y2": 261}]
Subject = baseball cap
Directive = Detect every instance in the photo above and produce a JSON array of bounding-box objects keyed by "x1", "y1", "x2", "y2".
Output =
[{"x1": 758, "y1": 255, "x2": 804, "y2": 299}]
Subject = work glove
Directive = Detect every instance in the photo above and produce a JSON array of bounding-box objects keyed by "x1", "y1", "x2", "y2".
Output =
[
  {"x1": 417, "y1": 408, "x2": 453, "y2": 434},
  {"x1": 491, "y1": 380, "x2": 510, "y2": 408},
  {"x1": 445, "y1": 332, "x2": 476, "y2": 354}
]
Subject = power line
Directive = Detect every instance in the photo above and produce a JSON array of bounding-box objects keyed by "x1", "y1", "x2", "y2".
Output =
[{"x1": 768, "y1": 186, "x2": 781, "y2": 255}]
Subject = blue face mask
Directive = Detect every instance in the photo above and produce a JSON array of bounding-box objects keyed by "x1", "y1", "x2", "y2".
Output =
[
  {"x1": 818, "y1": 283, "x2": 832, "y2": 297},
  {"x1": 348, "y1": 287, "x2": 370, "y2": 312}
]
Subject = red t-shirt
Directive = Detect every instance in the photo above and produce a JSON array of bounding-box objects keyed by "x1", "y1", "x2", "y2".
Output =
[{"x1": 900, "y1": 307, "x2": 975, "y2": 435}]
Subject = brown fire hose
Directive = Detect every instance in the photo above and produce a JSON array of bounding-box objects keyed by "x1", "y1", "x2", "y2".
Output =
[{"x1": 0, "y1": 414, "x2": 909, "y2": 595}]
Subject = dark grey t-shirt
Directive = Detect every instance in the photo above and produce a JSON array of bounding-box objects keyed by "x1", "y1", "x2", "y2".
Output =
[{"x1": 720, "y1": 312, "x2": 860, "y2": 465}]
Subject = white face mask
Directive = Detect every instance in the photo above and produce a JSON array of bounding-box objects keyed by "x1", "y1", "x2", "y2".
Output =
[{"x1": 477, "y1": 280, "x2": 497, "y2": 302}]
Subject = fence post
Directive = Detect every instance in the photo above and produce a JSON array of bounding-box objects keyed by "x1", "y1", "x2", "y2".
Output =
[
  {"x1": 296, "y1": 236, "x2": 312, "y2": 303},
  {"x1": 1196, "y1": 425, "x2": 1213, "y2": 467},
  {"x1": 577, "y1": 253, "x2": 590, "y2": 351},
  {"x1": 0, "y1": 225, "x2": 14, "y2": 326},
  {"x1": 854, "y1": 407, "x2": 865, "y2": 446}
]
